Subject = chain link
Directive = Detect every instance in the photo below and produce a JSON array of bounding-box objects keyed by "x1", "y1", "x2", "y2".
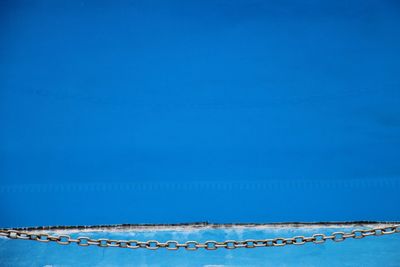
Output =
[{"x1": 0, "y1": 224, "x2": 398, "y2": 251}]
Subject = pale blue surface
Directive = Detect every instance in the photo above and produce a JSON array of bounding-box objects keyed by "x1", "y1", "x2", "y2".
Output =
[
  {"x1": 1, "y1": 0, "x2": 400, "y2": 226},
  {"x1": 0, "y1": 227, "x2": 399, "y2": 266}
]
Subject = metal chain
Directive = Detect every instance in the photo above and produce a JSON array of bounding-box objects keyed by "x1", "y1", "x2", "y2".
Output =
[{"x1": 0, "y1": 224, "x2": 398, "y2": 251}]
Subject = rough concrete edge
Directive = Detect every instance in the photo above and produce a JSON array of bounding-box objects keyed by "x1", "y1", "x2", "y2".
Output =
[{"x1": 2, "y1": 221, "x2": 399, "y2": 232}]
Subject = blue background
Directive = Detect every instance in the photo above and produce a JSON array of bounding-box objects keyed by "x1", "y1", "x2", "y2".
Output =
[
  {"x1": 1, "y1": 0, "x2": 400, "y2": 227},
  {"x1": 1, "y1": 226, "x2": 400, "y2": 266}
]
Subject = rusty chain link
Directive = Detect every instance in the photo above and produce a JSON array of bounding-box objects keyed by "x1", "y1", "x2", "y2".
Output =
[{"x1": 0, "y1": 224, "x2": 398, "y2": 251}]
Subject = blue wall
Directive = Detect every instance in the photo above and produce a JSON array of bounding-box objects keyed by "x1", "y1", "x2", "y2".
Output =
[{"x1": 1, "y1": 0, "x2": 400, "y2": 227}]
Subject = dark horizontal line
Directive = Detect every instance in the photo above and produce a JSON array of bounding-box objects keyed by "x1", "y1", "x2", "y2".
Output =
[
  {"x1": 2, "y1": 221, "x2": 399, "y2": 232},
  {"x1": 0, "y1": 178, "x2": 399, "y2": 193}
]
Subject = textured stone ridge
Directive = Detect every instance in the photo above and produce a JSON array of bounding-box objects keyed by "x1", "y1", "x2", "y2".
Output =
[{"x1": 3, "y1": 221, "x2": 399, "y2": 233}]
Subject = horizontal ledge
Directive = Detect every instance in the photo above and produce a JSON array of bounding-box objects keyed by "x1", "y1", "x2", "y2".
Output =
[{"x1": 3, "y1": 221, "x2": 400, "y2": 232}]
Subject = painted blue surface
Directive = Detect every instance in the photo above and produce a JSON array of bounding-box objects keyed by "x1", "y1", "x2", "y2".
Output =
[
  {"x1": 1, "y1": 0, "x2": 400, "y2": 226},
  {"x1": 1, "y1": 227, "x2": 399, "y2": 266}
]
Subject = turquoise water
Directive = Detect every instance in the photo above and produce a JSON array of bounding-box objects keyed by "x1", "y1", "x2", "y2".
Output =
[{"x1": 1, "y1": 226, "x2": 399, "y2": 266}]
